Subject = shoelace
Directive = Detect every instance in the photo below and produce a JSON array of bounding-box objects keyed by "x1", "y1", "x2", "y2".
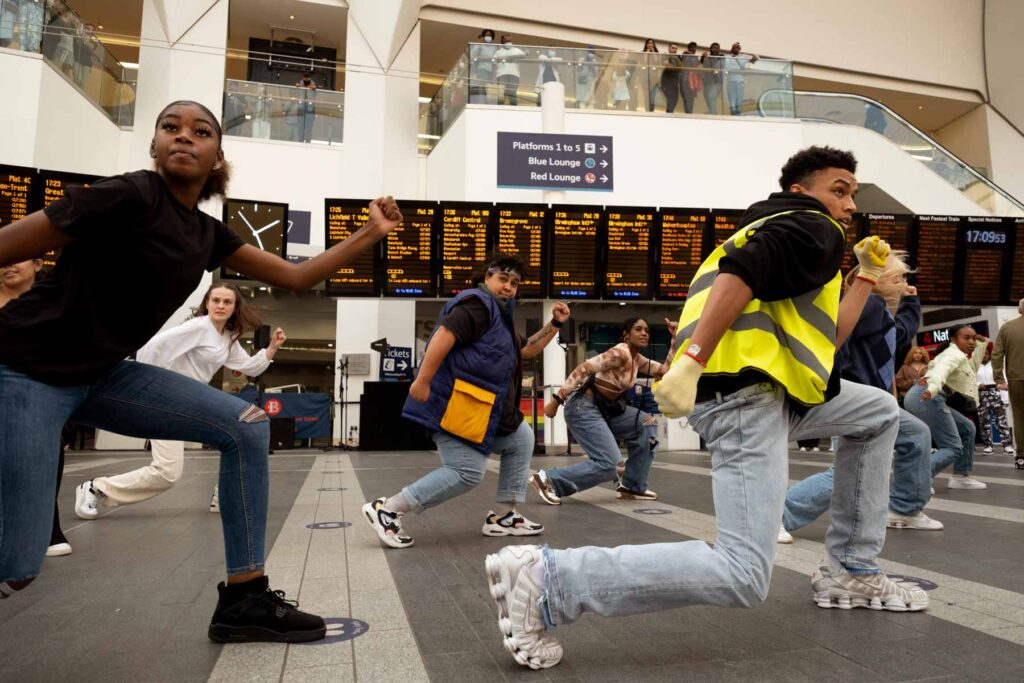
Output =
[{"x1": 227, "y1": 588, "x2": 300, "y2": 617}]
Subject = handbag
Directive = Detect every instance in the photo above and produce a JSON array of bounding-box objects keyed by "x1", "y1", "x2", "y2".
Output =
[
  {"x1": 688, "y1": 70, "x2": 703, "y2": 91},
  {"x1": 943, "y1": 386, "x2": 977, "y2": 415},
  {"x1": 580, "y1": 375, "x2": 627, "y2": 420}
]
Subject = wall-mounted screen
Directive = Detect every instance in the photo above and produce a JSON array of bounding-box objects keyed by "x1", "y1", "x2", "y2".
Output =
[
  {"x1": 383, "y1": 201, "x2": 437, "y2": 297},
  {"x1": 549, "y1": 205, "x2": 600, "y2": 299},
  {"x1": 324, "y1": 199, "x2": 379, "y2": 296},
  {"x1": 495, "y1": 203, "x2": 547, "y2": 299},
  {"x1": 439, "y1": 202, "x2": 491, "y2": 297},
  {"x1": 603, "y1": 207, "x2": 654, "y2": 300}
]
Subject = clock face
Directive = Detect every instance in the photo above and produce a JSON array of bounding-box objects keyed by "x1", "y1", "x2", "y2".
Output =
[{"x1": 222, "y1": 199, "x2": 288, "y2": 279}]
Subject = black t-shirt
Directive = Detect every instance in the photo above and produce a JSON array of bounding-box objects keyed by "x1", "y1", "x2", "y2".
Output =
[
  {"x1": 441, "y1": 296, "x2": 526, "y2": 435},
  {"x1": 0, "y1": 170, "x2": 244, "y2": 386}
]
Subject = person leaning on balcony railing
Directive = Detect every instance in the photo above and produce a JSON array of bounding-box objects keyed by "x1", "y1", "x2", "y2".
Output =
[
  {"x1": 701, "y1": 41, "x2": 725, "y2": 115},
  {"x1": 493, "y1": 35, "x2": 526, "y2": 106},
  {"x1": 724, "y1": 41, "x2": 759, "y2": 116},
  {"x1": 469, "y1": 28, "x2": 496, "y2": 104},
  {"x1": 680, "y1": 41, "x2": 702, "y2": 114},
  {"x1": 641, "y1": 38, "x2": 660, "y2": 112},
  {"x1": 292, "y1": 71, "x2": 318, "y2": 143},
  {"x1": 661, "y1": 43, "x2": 684, "y2": 114}
]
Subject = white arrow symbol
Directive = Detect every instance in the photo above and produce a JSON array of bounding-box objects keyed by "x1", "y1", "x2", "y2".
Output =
[
  {"x1": 600, "y1": 175, "x2": 609, "y2": 183},
  {"x1": 600, "y1": 159, "x2": 608, "y2": 168},
  {"x1": 600, "y1": 144, "x2": 608, "y2": 153},
  {"x1": 397, "y1": 360, "x2": 408, "y2": 370}
]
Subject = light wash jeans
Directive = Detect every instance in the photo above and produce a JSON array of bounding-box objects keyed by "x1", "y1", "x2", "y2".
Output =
[
  {"x1": 546, "y1": 393, "x2": 656, "y2": 497},
  {"x1": 904, "y1": 384, "x2": 976, "y2": 476},
  {"x1": 0, "y1": 362, "x2": 270, "y2": 583},
  {"x1": 727, "y1": 77, "x2": 745, "y2": 115},
  {"x1": 540, "y1": 380, "x2": 899, "y2": 626},
  {"x1": 404, "y1": 419, "x2": 533, "y2": 512},
  {"x1": 784, "y1": 407, "x2": 932, "y2": 529}
]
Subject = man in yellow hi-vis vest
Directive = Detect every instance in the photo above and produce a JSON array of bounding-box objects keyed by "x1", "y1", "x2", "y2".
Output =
[{"x1": 483, "y1": 146, "x2": 927, "y2": 671}]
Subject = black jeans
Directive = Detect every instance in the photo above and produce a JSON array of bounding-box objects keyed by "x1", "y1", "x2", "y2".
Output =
[{"x1": 662, "y1": 76, "x2": 680, "y2": 113}]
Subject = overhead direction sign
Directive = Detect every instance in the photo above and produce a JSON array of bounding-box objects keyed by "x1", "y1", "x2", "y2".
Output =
[
  {"x1": 497, "y1": 132, "x2": 614, "y2": 191},
  {"x1": 380, "y1": 346, "x2": 413, "y2": 381}
]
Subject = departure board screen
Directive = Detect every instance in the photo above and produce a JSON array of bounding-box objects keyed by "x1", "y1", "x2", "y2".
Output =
[
  {"x1": 603, "y1": 207, "x2": 654, "y2": 300},
  {"x1": 324, "y1": 199, "x2": 378, "y2": 296},
  {"x1": 914, "y1": 215, "x2": 960, "y2": 304},
  {"x1": 0, "y1": 164, "x2": 36, "y2": 229},
  {"x1": 960, "y1": 216, "x2": 1010, "y2": 305},
  {"x1": 439, "y1": 202, "x2": 491, "y2": 297},
  {"x1": 383, "y1": 201, "x2": 437, "y2": 297},
  {"x1": 708, "y1": 209, "x2": 744, "y2": 256},
  {"x1": 840, "y1": 215, "x2": 864, "y2": 275},
  {"x1": 1011, "y1": 218, "x2": 1024, "y2": 304},
  {"x1": 549, "y1": 206, "x2": 600, "y2": 299},
  {"x1": 657, "y1": 209, "x2": 708, "y2": 299},
  {"x1": 863, "y1": 213, "x2": 913, "y2": 253},
  {"x1": 35, "y1": 169, "x2": 101, "y2": 268},
  {"x1": 496, "y1": 204, "x2": 546, "y2": 299}
]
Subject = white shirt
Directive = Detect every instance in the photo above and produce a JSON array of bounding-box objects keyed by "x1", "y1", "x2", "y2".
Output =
[
  {"x1": 136, "y1": 316, "x2": 272, "y2": 383},
  {"x1": 977, "y1": 362, "x2": 994, "y2": 386}
]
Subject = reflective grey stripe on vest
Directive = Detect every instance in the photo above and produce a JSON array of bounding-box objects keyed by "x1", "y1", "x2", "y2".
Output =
[
  {"x1": 676, "y1": 311, "x2": 831, "y2": 382},
  {"x1": 791, "y1": 289, "x2": 837, "y2": 342}
]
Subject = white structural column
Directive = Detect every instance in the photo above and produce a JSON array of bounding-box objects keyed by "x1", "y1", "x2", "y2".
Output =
[
  {"x1": 97, "y1": 0, "x2": 228, "y2": 450},
  {"x1": 332, "y1": 1, "x2": 422, "y2": 443}
]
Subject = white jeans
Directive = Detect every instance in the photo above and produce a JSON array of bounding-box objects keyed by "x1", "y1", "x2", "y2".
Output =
[{"x1": 94, "y1": 440, "x2": 184, "y2": 506}]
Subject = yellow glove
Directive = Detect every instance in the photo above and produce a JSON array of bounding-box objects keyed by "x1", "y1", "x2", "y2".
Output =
[
  {"x1": 853, "y1": 235, "x2": 890, "y2": 282},
  {"x1": 653, "y1": 353, "x2": 705, "y2": 418}
]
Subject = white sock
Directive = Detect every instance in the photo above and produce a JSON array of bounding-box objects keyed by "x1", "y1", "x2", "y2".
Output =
[{"x1": 385, "y1": 492, "x2": 410, "y2": 513}]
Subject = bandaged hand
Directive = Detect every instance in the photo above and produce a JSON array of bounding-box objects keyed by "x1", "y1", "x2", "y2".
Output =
[
  {"x1": 652, "y1": 354, "x2": 704, "y2": 418},
  {"x1": 853, "y1": 235, "x2": 890, "y2": 283}
]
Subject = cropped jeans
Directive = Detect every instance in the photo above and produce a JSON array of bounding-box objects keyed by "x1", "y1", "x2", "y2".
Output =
[
  {"x1": 783, "y1": 407, "x2": 932, "y2": 530},
  {"x1": 0, "y1": 362, "x2": 270, "y2": 583},
  {"x1": 540, "y1": 380, "x2": 899, "y2": 626},
  {"x1": 904, "y1": 384, "x2": 976, "y2": 476},
  {"x1": 403, "y1": 419, "x2": 533, "y2": 512}
]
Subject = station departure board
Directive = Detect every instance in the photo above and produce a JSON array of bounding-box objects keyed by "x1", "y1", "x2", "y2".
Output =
[
  {"x1": 383, "y1": 200, "x2": 437, "y2": 297},
  {"x1": 914, "y1": 215, "x2": 960, "y2": 304},
  {"x1": 863, "y1": 213, "x2": 913, "y2": 253},
  {"x1": 496, "y1": 203, "x2": 546, "y2": 298},
  {"x1": 657, "y1": 209, "x2": 707, "y2": 299},
  {"x1": 324, "y1": 199, "x2": 378, "y2": 296},
  {"x1": 34, "y1": 168, "x2": 100, "y2": 269},
  {"x1": 708, "y1": 209, "x2": 744, "y2": 255},
  {"x1": 439, "y1": 202, "x2": 491, "y2": 297},
  {"x1": 0, "y1": 164, "x2": 36, "y2": 229},
  {"x1": 840, "y1": 216, "x2": 863, "y2": 274},
  {"x1": 960, "y1": 216, "x2": 1011, "y2": 305},
  {"x1": 1012, "y1": 218, "x2": 1024, "y2": 304},
  {"x1": 549, "y1": 206, "x2": 600, "y2": 299},
  {"x1": 603, "y1": 207, "x2": 654, "y2": 299}
]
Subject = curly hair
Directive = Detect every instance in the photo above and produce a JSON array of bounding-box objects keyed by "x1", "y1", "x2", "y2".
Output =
[{"x1": 779, "y1": 146, "x2": 857, "y2": 191}]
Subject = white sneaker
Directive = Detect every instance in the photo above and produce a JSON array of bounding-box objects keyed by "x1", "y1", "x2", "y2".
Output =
[
  {"x1": 46, "y1": 542, "x2": 73, "y2": 557},
  {"x1": 74, "y1": 480, "x2": 102, "y2": 519},
  {"x1": 529, "y1": 471, "x2": 561, "y2": 505},
  {"x1": 930, "y1": 486, "x2": 935, "y2": 495},
  {"x1": 483, "y1": 511, "x2": 544, "y2": 537},
  {"x1": 777, "y1": 526, "x2": 794, "y2": 544},
  {"x1": 812, "y1": 446, "x2": 821, "y2": 452},
  {"x1": 798, "y1": 446, "x2": 809, "y2": 452},
  {"x1": 1004, "y1": 445, "x2": 1016, "y2": 455},
  {"x1": 615, "y1": 485, "x2": 658, "y2": 500},
  {"x1": 361, "y1": 497, "x2": 414, "y2": 548},
  {"x1": 811, "y1": 561, "x2": 928, "y2": 612},
  {"x1": 981, "y1": 445, "x2": 993, "y2": 455},
  {"x1": 209, "y1": 485, "x2": 220, "y2": 513},
  {"x1": 484, "y1": 545, "x2": 563, "y2": 669},
  {"x1": 948, "y1": 474, "x2": 987, "y2": 490},
  {"x1": 887, "y1": 510, "x2": 944, "y2": 530}
]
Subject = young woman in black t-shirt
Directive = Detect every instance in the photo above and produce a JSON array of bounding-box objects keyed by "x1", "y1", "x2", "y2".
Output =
[{"x1": 0, "y1": 100, "x2": 402, "y2": 644}]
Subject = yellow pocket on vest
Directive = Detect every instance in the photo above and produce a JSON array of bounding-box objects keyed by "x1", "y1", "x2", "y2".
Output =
[{"x1": 440, "y1": 379, "x2": 497, "y2": 444}]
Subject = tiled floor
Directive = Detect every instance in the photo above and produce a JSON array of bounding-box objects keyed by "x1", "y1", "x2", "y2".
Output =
[{"x1": 1, "y1": 446, "x2": 1022, "y2": 682}]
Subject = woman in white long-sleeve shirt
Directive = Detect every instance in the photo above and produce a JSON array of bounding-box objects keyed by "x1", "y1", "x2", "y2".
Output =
[{"x1": 74, "y1": 283, "x2": 285, "y2": 518}]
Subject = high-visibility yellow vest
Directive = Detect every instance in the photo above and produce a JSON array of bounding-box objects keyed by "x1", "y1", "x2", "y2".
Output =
[{"x1": 673, "y1": 210, "x2": 844, "y2": 407}]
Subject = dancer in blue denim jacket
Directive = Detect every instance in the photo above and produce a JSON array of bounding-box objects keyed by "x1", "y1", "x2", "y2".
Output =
[{"x1": 0, "y1": 100, "x2": 402, "y2": 644}]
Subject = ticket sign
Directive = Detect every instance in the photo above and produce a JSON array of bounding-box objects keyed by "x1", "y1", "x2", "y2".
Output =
[
  {"x1": 960, "y1": 216, "x2": 1011, "y2": 305},
  {"x1": 383, "y1": 201, "x2": 437, "y2": 297},
  {"x1": 439, "y1": 202, "x2": 491, "y2": 297},
  {"x1": 657, "y1": 209, "x2": 708, "y2": 299},
  {"x1": 913, "y1": 215, "x2": 960, "y2": 304},
  {"x1": 35, "y1": 168, "x2": 101, "y2": 269},
  {"x1": 549, "y1": 206, "x2": 600, "y2": 299},
  {"x1": 1011, "y1": 218, "x2": 1024, "y2": 304},
  {"x1": 603, "y1": 207, "x2": 654, "y2": 300},
  {"x1": 707, "y1": 209, "x2": 745, "y2": 256},
  {"x1": 0, "y1": 164, "x2": 36, "y2": 229},
  {"x1": 324, "y1": 199, "x2": 378, "y2": 296},
  {"x1": 495, "y1": 203, "x2": 547, "y2": 299}
]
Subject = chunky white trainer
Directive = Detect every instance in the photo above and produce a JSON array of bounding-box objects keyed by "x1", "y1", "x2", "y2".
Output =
[
  {"x1": 777, "y1": 525, "x2": 794, "y2": 544},
  {"x1": 811, "y1": 561, "x2": 928, "y2": 612},
  {"x1": 981, "y1": 445, "x2": 993, "y2": 455},
  {"x1": 615, "y1": 485, "x2": 658, "y2": 500},
  {"x1": 482, "y1": 511, "x2": 544, "y2": 537},
  {"x1": 74, "y1": 480, "x2": 102, "y2": 520},
  {"x1": 361, "y1": 497, "x2": 413, "y2": 549},
  {"x1": 46, "y1": 542, "x2": 73, "y2": 557},
  {"x1": 948, "y1": 474, "x2": 987, "y2": 490},
  {"x1": 886, "y1": 510, "x2": 944, "y2": 530},
  {"x1": 484, "y1": 545, "x2": 562, "y2": 670},
  {"x1": 529, "y1": 471, "x2": 561, "y2": 505}
]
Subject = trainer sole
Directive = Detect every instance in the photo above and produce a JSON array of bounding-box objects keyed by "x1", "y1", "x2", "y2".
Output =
[
  {"x1": 482, "y1": 526, "x2": 544, "y2": 537},
  {"x1": 529, "y1": 474, "x2": 561, "y2": 505},
  {"x1": 208, "y1": 623, "x2": 327, "y2": 643},
  {"x1": 361, "y1": 502, "x2": 414, "y2": 549},
  {"x1": 813, "y1": 591, "x2": 928, "y2": 612},
  {"x1": 484, "y1": 553, "x2": 558, "y2": 670}
]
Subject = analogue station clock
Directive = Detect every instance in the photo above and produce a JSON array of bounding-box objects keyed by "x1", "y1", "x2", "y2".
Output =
[{"x1": 221, "y1": 198, "x2": 289, "y2": 279}]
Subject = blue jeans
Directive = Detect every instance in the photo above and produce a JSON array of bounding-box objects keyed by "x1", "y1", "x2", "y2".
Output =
[
  {"x1": 0, "y1": 362, "x2": 270, "y2": 583},
  {"x1": 784, "y1": 407, "x2": 932, "y2": 529},
  {"x1": 904, "y1": 384, "x2": 975, "y2": 475},
  {"x1": 546, "y1": 393, "x2": 656, "y2": 497},
  {"x1": 727, "y1": 78, "x2": 745, "y2": 115},
  {"x1": 403, "y1": 419, "x2": 533, "y2": 512},
  {"x1": 540, "y1": 380, "x2": 898, "y2": 626}
]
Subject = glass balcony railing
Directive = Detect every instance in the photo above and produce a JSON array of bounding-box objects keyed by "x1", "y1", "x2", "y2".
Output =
[
  {"x1": 0, "y1": 0, "x2": 135, "y2": 126},
  {"x1": 421, "y1": 44, "x2": 794, "y2": 150},
  {"x1": 223, "y1": 79, "x2": 344, "y2": 145},
  {"x1": 778, "y1": 91, "x2": 1024, "y2": 216}
]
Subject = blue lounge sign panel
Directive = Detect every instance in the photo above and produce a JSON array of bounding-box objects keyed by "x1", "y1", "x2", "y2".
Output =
[{"x1": 497, "y1": 132, "x2": 614, "y2": 191}]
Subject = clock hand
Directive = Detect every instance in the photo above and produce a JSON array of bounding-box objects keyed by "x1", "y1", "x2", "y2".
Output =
[
  {"x1": 252, "y1": 220, "x2": 280, "y2": 235},
  {"x1": 238, "y1": 211, "x2": 257, "y2": 236}
]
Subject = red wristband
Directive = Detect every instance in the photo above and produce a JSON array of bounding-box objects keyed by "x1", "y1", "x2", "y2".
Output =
[
  {"x1": 855, "y1": 275, "x2": 877, "y2": 285},
  {"x1": 684, "y1": 351, "x2": 707, "y2": 368}
]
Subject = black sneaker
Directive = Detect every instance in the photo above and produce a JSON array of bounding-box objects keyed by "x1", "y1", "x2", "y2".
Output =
[{"x1": 208, "y1": 577, "x2": 326, "y2": 643}]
